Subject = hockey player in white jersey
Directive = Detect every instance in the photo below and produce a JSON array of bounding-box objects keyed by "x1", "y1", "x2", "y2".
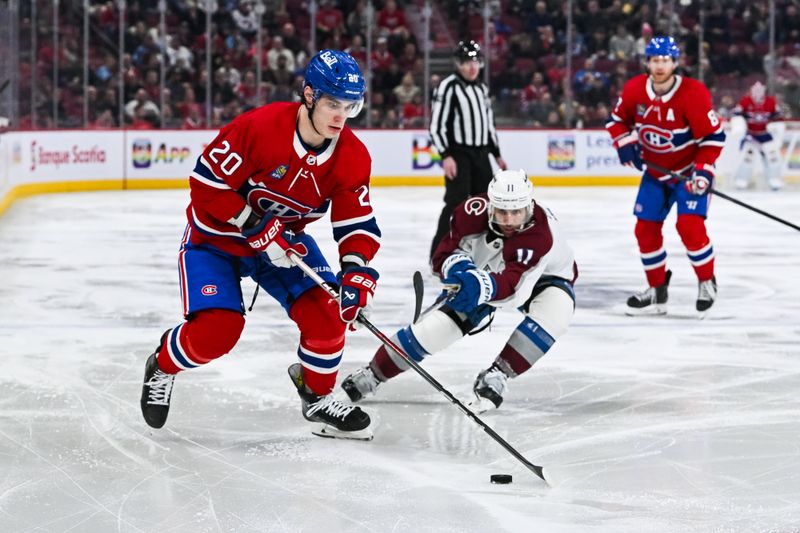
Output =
[{"x1": 341, "y1": 170, "x2": 578, "y2": 412}]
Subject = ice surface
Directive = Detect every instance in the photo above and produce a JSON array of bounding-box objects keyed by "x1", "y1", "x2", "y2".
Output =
[{"x1": 1, "y1": 186, "x2": 799, "y2": 532}]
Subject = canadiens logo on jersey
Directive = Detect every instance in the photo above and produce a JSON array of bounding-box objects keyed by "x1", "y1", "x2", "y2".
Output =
[
  {"x1": 639, "y1": 125, "x2": 675, "y2": 154},
  {"x1": 270, "y1": 164, "x2": 289, "y2": 180}
]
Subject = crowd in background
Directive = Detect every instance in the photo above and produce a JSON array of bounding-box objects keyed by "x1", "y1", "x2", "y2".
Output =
[{"x1": 13, "y1": 0, "x2": 800, "y2": 130}]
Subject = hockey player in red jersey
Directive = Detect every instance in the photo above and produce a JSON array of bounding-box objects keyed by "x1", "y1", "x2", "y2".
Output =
[
  {"x1": 340, "y1": 170, "x2": 577, "y2": 413},
  {"x1": 606, "y1": 36, "x2": 725, "y2": 317},
  {"x1": 140, "y1": 50, "x2": 381, "y2": 440},
  {"x1": 733, "y1": 81, "x2": 784, "y2": 190}
]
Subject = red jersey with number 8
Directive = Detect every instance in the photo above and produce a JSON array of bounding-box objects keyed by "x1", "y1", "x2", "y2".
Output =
[{"x1": 606, "y1": 74, "x2": 726, "y2": 181}]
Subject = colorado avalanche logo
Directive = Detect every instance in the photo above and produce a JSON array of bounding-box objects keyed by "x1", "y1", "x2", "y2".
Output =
[
  {"x1": 464, "y1": 196, "x2": 488, "y2": 215},
  {"x1": 639, "y1": 125, "x2": 675, "y2": 154}
]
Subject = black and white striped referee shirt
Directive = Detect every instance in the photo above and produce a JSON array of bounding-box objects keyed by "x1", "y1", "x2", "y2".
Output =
[{"x1": 429, "y1": 72, "x2": 501, "y2": 159}]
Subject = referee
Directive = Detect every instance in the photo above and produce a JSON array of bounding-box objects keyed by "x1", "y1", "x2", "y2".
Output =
[{"x1": 429, "y1": 40, "x2": 507, "y2": 257}]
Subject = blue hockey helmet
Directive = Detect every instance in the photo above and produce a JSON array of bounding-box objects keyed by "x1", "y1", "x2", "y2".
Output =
[
  {"x1": 645, "y1": 36, "x2": 681, "y2": 59},
  {"x1": 303, "y1": 49, "x2": 365, "y2": 117}
]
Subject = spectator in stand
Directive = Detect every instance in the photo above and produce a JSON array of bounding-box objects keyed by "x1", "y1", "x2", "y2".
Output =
[
  {"x1": 778, "y1": 3, "x2": 800, "y2": 43},
  {"x1": 267, "y1": 36, "x2": 296, "y2": 73},
  {"x1": 392, "y1": 72, "x2": 421, "y2": 106},
  {"x1": 634, "y1": 23, "x2": 654, "y2": 59},
  {"x1": 131, "y1": 104, "x2": 157, "y2": 129},
  {"x1": 125, "y1": 88, "x2": 160, "y2": 122},
  {"x1": 519, "y1": 71, "x2": 550, "y2": 117},
  {"x1": 347, "y1": 0, "x2": 372, "y2": 38},
  {"x1": 371, "y1": 36, "x2": 393, "y2": 74},
  {"x1": 89, "y1": 109, "x2": 115, "y2": 129},
  {"x1": 382, "y1": 108, "x2": 401, "y2": 129},
  {"x1": 266, "y1": 54, "x2": 294, "y2": 88},
  {"x1": 317, "y1": 0, "x2": 346, "y2": 47},
  {"x1": 236, "y1": 70, "x2": 259, "y2": 107},
  {"x1": 399, "y1": 42, "x2": 420, "y2": 72},
  {"x1": 377, "y1": 0, "x2": 410, "y2": 54},
  {"x1": 166, "y1": 35, "x2": 194, "y2": 72},
  {"x1": 279, "y1": 22, "x2": 305, "y2": 59},
  {"x1": 401, "y1": 93, "x2": 425, "y2": 128},
  {"x1": 530, "y1": 92, "x2": 557, "y2": 126},
  {"x1": 345, "y1": 34, "x2": 368, "y2": 65},
  {"x1": 528, "y1": 1, "x2": 553, "y2": 32},
  {"x1": 182, "y1": 103, "x2": 204, "y2": 129},
  {"x1": 232, "y1": 0, "x2": 259, "y2": 38},
  {"x1": 609, "y1": 23, "x2": 636, "y2": 61}
]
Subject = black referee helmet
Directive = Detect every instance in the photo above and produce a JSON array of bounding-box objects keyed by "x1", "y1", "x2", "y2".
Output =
[{"x1": 454, "y1": 40, "x2": 483, "y2": 64}]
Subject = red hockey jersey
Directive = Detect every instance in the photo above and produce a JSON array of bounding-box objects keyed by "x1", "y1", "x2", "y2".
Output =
[
  {"x1": 606, "y1": 74, "x2": 726, "y2": 180},
  {"x1": 734, "y1": 95, "x2": 780, "y2": 136},
  {"x1": 186, "y1": 102, "x2": 380, "y2": 263}
]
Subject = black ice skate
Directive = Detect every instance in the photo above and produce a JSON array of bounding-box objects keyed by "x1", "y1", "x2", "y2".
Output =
[
  {"x1": 625, "y1": 270, "x2": 672, "y2": 316},
  {"x1": 696, "y1": 276, "x2": 718, "y2": 316},
  {"x1": 341, "y1": 365, "x2": 382, "y2": 402},
  {"x1": 288, "y1": 363, "x2": 372, "y2": 441},
  {"x1": 140, "y1": 336, "x2": 175, "y2": 429},
  {"x1": 467, "y1": 365, "x2": 509, "y2": 413}
]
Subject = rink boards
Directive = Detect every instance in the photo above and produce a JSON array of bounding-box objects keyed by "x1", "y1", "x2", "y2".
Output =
[{"x1": 1, "y1": 122, "x2": 798, "y2": 216}]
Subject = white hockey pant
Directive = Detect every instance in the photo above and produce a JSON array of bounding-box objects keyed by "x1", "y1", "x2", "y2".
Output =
[{"x1": 495, "y1": 286, "x2": 575, "y2": 377}]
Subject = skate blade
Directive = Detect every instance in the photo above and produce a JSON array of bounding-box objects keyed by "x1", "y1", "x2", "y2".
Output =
[
  {"x1": 466, "y1": 395, "x2": 498, "y2": 414},
  {"x1": 624, "y1": 304, "x2": 667, "y2": 316},
  {"x1": 311, "y1": 424, "x2": 374, "y2": 441}
]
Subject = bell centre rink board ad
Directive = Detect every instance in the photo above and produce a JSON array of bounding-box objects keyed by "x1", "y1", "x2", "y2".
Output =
[{"x1": 1, "y1": 125, "x2": 799, "y2": 212}]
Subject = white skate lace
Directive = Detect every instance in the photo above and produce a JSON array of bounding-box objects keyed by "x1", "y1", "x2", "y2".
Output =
[
  {"x1": 350, "y1": 367, "x2": 380, "y2": 395},
  {"x1": 146, "y1": 370, "x2": 174, "y2": 406},
  {"x1": 698, "y1": 280, "x2": 716, "y2": 301},
  {"x1": 479, "y1": 368, "x2": 508, "y2": 396},
  {"x1": 633, "y1": 287, "x2": 656, "y2": 302},
  {"x1": 307, "y1": 394, "x2": 355, "y2": 419}
]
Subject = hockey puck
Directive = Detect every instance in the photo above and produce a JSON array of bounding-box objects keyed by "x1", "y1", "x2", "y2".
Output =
[{"x1": 490, "y1": 474, "x2": 512, "y2": 484}]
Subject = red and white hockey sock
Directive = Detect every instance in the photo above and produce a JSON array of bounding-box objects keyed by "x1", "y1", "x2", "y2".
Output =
[
  {"x1": 635, "y1": 219, "x2": 667, "y2": 287},
  {"x1": 156, "y1": 309, "x2": 244, "y2": 374},
  {"x1": 677, "y1": 214, "x2": 715, "y2": 281}
]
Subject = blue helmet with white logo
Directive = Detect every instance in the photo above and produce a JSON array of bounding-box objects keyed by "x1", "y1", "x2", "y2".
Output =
[
  {"x1": 645, "y1": 36, "x2": 681, "y2": 59},
  {"x1": 303, "y1": 49, "x2": 365, "y2": 117}
]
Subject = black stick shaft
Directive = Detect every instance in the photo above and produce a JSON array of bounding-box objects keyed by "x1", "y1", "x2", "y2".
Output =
[
  {"x1": 644, "y1": 161, "x2": 800, "y2": 232},
  {"x1": 290, "y1": 253, "x2": 547, "y2": 483}
]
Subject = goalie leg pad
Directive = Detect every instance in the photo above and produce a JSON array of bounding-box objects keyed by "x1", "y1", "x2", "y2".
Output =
[
  {"x1": 496, "y1": 287, "x2": 574, "y2": 377},
  {"x1": 676, "y1": 214, "x2": 715, "y2": 282},
  {"x1": 371, "y1": 310, "x2": 464, "y2": 380},
  {"x1": 634, "y1": 219, "x2": 667, "y2": 287},
  {"x1": 157, "y1": 309, "x2": 245, "y2": 374},
  {"x1": 763, "y1": 141, "x2": 784, "y2": 189},
  {"x1": 734, "y1": 140, "x2": 756, "y2": 189},
  {"x1": 290, "y1": 287, "x2": 346, "y2": 395}
]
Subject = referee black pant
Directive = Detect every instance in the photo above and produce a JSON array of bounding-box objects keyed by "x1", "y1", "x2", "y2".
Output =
[{"x1": 430, "y1": 146, "x2": 494, "y2": 258}]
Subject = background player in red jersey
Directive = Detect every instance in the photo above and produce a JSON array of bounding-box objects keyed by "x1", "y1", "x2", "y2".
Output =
[
  {"x1": 140, "y1": 50, "x2": 381, "y2": 440},
  {"x1": 606, "y1": 36, "x2": 726, "y2": 317},
  {"x1": 732, "y1": 81, "x2": 784, "y2": 191},
  {"x1": 340, "y1": 170, "x2": 577, "y2": 413}
]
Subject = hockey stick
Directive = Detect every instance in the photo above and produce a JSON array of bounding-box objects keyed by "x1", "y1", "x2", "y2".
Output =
[
  {"x1": 412, "y1": 270, "x2": 455, "y2": 324},
  {"x1": 289, "y1": 252, "x2": 547, "y2": 483},
  {"x1": 644, "y1": 160, "x2": 800, "y2": 232}
]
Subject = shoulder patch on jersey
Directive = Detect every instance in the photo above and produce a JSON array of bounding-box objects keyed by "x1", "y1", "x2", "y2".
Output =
[
  {"x1": 270, "y1": 164, "x2": 289, "y2": 180},
  {"x1": 636, "y1": 104, "x2": 646, "y2": 116}
]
